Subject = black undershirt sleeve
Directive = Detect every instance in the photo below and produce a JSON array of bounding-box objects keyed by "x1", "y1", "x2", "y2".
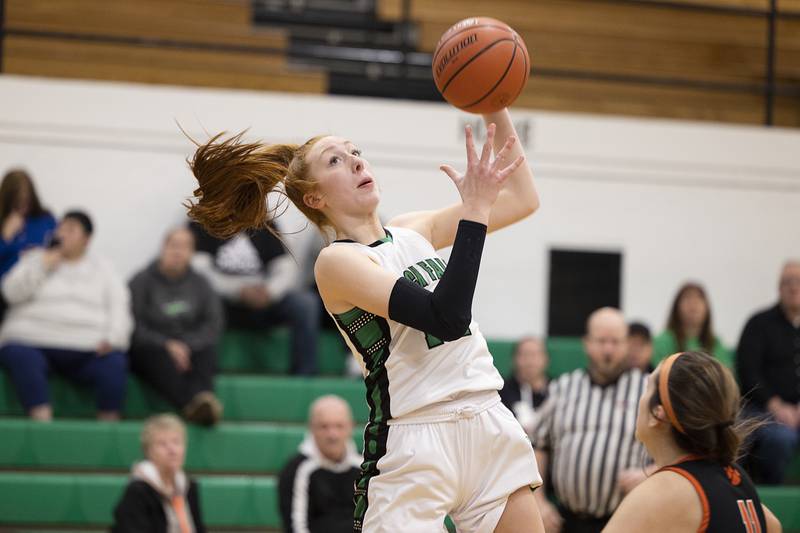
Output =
[{"x1": 388, "y1": 219, "x2": 487, "y2": 342}]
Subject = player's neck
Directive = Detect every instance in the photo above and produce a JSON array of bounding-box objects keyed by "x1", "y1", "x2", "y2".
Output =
[
  {"x1": 649, "y1": 437, "x2": 688, "y2": 469},
  {"x1": 335, "y1": 214, "x2": 384, "y2": 245}
]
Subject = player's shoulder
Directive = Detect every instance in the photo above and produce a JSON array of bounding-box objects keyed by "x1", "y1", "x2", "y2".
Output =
[
  {"x1": 605, "y1": 470, "x2": 701, "y2": 532},
  {"x1": 387, "y1": 211, "x2": 434, "y2": 242}
]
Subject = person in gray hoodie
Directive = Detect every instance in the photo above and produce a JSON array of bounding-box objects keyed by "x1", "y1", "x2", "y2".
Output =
[
  {"x1": 112, "y1": 414, "x2": 206, "y2": 533},
  {"x1": 128, "y1": 227, "x2": 223, "y2": 425}
]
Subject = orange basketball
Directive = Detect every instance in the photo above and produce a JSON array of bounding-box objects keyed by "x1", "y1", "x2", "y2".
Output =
[{"x1": 432, "y1": 17, "x2": 530, "y2": 114}]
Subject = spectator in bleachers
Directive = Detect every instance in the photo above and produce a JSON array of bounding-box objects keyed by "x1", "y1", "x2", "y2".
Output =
[
  {"x1": 278, "y1": 395, "x2": 361, "y2": 533},
  {"x1": 533, "y1": 307, "x2": 649, "y2": 533},
  {"x1": 627, "y1": 321, "x2": 654, "y2": 373},
  {"x1": 112, "y1": 413, "x2": 206, "y2": 533},
  {"x1": 0, "y1": 169, "x2": 56, "y2": 280},
  {"x1": 737, "y1": 260, "x2": 800, "y2": 485},
  {"x1": 499, "y1": 336, "x2": 549, "y2": 435},
  {"x1": 653, "y1": 282, "x2": 733, "y2": 369},
  {"x1": 0, "y1": 211, "x2": 130, "y2": 421},
  {"x1": 128, "y1": 227, "x2": 224, "y2": 426},
  {"x1": 190, "y1": 221, "x2": 319, "y2": 376}
]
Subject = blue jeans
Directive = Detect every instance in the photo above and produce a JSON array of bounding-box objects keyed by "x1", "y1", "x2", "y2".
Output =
[
  {"x1": 0, "y1": 343, "x2": 127, "y2": 412},
  {"x1": 743, "y1": 404, "x2": 800, "y2": 485},
  {"x1": 225, "y1": 289, "x2": 320, "y2": 375}
]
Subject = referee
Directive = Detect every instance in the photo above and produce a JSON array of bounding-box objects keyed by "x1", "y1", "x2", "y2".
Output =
[{"x1": 533, "y1": 307, "x2": 650, "y2": 533}]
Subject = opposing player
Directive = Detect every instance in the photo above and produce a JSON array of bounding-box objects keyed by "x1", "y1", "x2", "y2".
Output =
[
  {"x1": 186, "y1": 108, "x2": 544, "y2": 532},
  {"x1": 604, "y1": 351, "x2": 782, "y2": 533}
]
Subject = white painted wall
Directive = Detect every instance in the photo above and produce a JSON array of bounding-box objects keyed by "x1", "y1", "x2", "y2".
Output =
[{"x1": 1, "y1": 75, "x2": 798, "y2": 346}]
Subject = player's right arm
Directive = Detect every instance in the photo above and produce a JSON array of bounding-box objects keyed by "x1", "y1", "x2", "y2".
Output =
[
  {"x1": 315, "y1": 245, "x2": 397, "y2": 318},
  {"x1": 315, "y1": 218, "x2": 487, "y2": 342}
]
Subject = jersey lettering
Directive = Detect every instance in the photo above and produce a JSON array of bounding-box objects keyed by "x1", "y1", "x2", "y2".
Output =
[{"x1": 736, "y1": 499, "x2": 762, "y2": 533}]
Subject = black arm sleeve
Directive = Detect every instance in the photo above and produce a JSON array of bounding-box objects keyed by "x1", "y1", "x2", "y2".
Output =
[{"x1": 388, "y1": 219, "x2": 486, "y2": 342}]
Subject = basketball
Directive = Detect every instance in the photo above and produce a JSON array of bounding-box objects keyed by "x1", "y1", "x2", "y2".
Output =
[{"x1": 432, "y1": 17, "x2": 530, "y2": 114}]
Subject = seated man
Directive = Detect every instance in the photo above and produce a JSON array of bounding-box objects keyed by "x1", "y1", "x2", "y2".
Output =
[
  {"x1": 279, "y1": 395, "x2": 361, "y2": 533},
  {"x1": 499, "y1": 336, "x2": 549, "y2": 435},
  {"x1": 738, "y1": 260, "x2": 800, "y2": 484},
  {"x1": 0, "y1": 211, "x2": 131, "y2": 420},
  {"x1": 128, "y1": 227, "x2": 223, "y2": 426},
  {"x1": 190, "y1": 221, "x2": 319, "y2": 375}
]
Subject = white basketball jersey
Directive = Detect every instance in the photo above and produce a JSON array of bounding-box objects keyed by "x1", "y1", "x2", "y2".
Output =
[{"x1": 328, "y1": 226, "x2": 503, "y2": 422}]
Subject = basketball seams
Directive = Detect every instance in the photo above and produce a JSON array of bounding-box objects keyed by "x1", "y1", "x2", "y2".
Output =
[
  {"x1": 508, "y1": 42, "x2": 531, "y2": 108},
  {"x1": 432, "y1": 23, "x2": 514, "y2": 66},
  {"x1": 440, "y1": 38, "x2": 517, "y2": 95},
  {"x1": 462, "y1": 42, "x2": 519, "y2": 111}
]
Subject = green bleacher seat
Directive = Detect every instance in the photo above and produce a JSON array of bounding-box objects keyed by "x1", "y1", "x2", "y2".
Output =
[
  {"x1": 0, "y1": 373, "x2": 368, "y2": 423},
  {"x1": 0, "y1": 472, "x2": 280, "y2": 528},
  {"x1": 221, "y1": 329, "x2": 349, "y2": 375},
  {"x1": 1, "y1": 471, "x2": 797, "y2": 531},
  {"x1": 0, "y1": 419, "x2": 363, "y2": 473},
  {"x1": 220, "y1": 330, "x2": 586, "y2": 379}
]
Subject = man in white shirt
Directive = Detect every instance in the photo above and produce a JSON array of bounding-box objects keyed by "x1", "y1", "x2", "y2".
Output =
[{"x1": 0, "y1": 210, "x2": 131, "y2": 421}]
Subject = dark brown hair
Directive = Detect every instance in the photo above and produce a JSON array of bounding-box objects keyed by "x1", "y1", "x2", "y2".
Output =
[
  {"x1": 666, "y1": 282, "x2": 715, "y2": 352},
  {"x1": 0, "y1": 169, "x2": 48, "y2": 223},
  {"x1": 185, "y1": 132, "x2": 327, "y2": 239},
  {"x1": 650, "y1": 351, "x2": 752, "y2": 465}
]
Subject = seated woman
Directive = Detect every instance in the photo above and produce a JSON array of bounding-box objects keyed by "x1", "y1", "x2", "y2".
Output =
[
  {"x1": 0, "y1": 211, "x2": 131, "y2": 420},
  {"x1": 653, "y1": 282, "x2": 733, "y2": 369},
  {"x1": 603, "y1": 351, "x2": 782, "y2": 533},
  {"x1": 112, "y1": 414, "x2": 206, "y2": 533},
  {"x1": 0, "y1": 169, "x2": 56, "y2": 280}
]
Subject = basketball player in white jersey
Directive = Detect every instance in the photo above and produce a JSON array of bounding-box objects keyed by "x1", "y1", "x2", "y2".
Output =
[{"x1": 186, "y1": 108, "x2": 544, "y2": 533}]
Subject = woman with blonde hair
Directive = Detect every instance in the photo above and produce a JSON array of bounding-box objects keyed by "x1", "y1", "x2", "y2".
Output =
[{"x1": 112, "y1": 414, "x2": 206, "y2": 533}]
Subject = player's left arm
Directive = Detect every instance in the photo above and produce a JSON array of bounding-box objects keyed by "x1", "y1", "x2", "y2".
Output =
[
  {"x1": 763, "y1": 504, "x2": 783, "y2": 533},
  {"x1": 390, "y1": 109, "x2": 539, "y2": 250},
  {"x1": 603, "y1": 471, "x2": 700, "y2": 532}
]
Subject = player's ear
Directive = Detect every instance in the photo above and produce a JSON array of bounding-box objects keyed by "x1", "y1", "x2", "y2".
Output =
[
  {"x1": 304, "y1": 192, "x2": 325, "y2": 210},
  {"x1": 650, "y1": 405, "x2": 667, "y2": 429}
]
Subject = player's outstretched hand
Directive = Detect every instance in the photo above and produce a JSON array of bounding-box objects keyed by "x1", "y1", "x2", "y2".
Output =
[{"x1": 440, "y1": 123, "x2": 525, "y2": 218}]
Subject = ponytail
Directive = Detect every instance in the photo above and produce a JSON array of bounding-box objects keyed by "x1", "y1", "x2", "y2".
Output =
[
  {"x1": 651, "y1": 351, "x2": 760, "y2": 465},
  {"x1": 185, "y1": 131, "x2": 299, "y2": 239}
]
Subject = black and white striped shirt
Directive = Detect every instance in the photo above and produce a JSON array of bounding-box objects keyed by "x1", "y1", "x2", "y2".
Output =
[{"x1": 533, "y1": 368, "x2": 648, "y2": 518}]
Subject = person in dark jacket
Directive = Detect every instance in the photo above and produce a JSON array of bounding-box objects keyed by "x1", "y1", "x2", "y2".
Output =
[
  {"x1": 112, "y1": 414, "x2": 206, "y2": 533},
  {"x1": 128, "y1": 227, "x2": 223, "y2": 425},
  {"x1": 737, "y1": 260, "x2": 800, "y2": 484},
  {"x1": 278, "y1": 395, "x2": 361, "y2": 533},
  {"x1": 499, "y1": 336, "x2": 549, "y2": 436}
]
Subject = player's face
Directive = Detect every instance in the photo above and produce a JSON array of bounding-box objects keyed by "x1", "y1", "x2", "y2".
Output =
[
  {"x1": 635, "y1": 370, "x2": 657, "y2": 445},
  {"x1": 146, "y1": 429, "x2": 186, "y2": 474},
  {"x1": 307, "y1": 136, "x2": 379, "y2": 217}
]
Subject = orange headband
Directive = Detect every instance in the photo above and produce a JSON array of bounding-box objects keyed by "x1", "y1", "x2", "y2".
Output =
[{"x1": 659, "y1": 352, "x2": 687, "y2": 435}]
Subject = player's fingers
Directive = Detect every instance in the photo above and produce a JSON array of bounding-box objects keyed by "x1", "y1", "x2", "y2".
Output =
[
  {"x1": 439, "y1": 164, "x2": 461, "y2": 185},
  {"x1": 492, "y1": 136, "x2": 516, "y2": 169},
  {"x1": 498, "y1": 154, "x2": 525, "y2": 180},
  {"x1": 464, "y1": 125, "x2": 478, "y2": 167},
  {"x1": 480, "y1": 123, "x2": 495, "y2": 165}
]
